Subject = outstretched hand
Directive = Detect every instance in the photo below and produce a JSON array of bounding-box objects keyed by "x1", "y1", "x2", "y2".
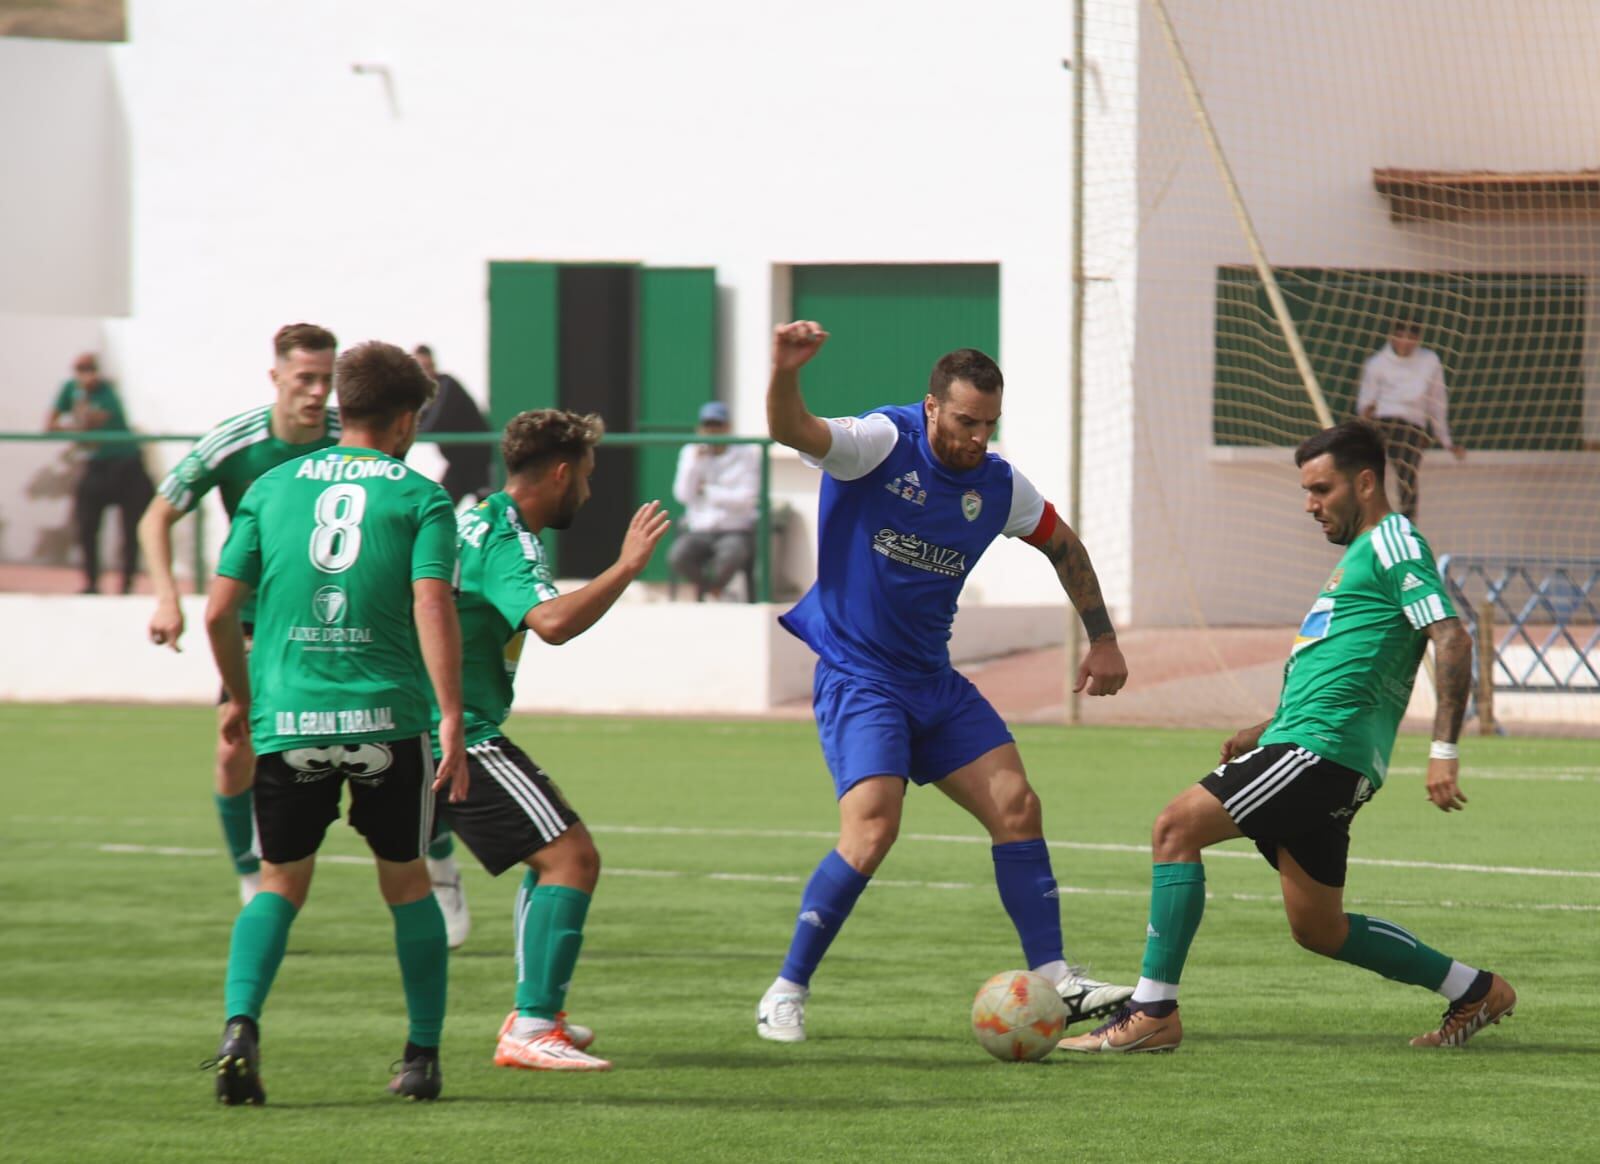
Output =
[
  {"x1": 772, "y1": 321, "x2": 829, "y2": 372},
  {"x1": 619, "y1": 500, "x2": 672, "y2": 575}
]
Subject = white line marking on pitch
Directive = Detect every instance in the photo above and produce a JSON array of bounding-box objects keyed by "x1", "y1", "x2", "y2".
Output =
[
  {"x1": 91, "y1": 843, "x2": 1600, "y2": 913},
  {"x1": 586, "y1": 824, "x2": 1600, "y2": 880}
]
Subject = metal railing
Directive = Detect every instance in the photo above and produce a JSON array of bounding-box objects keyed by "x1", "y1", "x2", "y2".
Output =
[
  {"x1": 1438, "y1": 554, "x2": 1600, "y2": 696},
  {"x1": 1, "y1": 430, "x2": 779, "y2": 601}
]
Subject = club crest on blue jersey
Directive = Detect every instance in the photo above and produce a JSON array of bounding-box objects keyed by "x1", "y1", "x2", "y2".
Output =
[{"x1": 961, "y1": 490, "x2": 982, "y2": 522}]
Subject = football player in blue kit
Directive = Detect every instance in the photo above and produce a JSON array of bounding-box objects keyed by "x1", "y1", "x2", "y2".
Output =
[{"x1": 757, "y1": 320, "x2": 1135, "y2": 1042}]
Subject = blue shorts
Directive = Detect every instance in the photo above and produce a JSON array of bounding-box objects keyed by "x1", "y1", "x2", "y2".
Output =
[{"x1": 811, "y1": 659, "x2": 1014, "y2": 799}]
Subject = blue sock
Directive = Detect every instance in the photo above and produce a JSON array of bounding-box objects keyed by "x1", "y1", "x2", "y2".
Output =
[
  {"x1": 778, "y1": 851, "x2": 871, "y2": 987},
  {"x1": 992, "y1": 839, "x2": 1064, "y2": 969}
]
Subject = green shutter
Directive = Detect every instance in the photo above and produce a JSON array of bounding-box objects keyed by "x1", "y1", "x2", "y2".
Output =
[
  {"x1": 637, "y1": 267, "x2": 718, "y2": 582},
  {"x1": 789, "y1": 264, "x2": 1001, "y2": 419},
  {"x1": 488, "y1": 261, "x2": 561, "y2": 566},
  {"x1": 488, "y1": 261, "x2": 560, "y2": 429}
]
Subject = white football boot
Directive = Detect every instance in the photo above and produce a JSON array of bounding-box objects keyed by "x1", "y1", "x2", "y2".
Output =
[
  {"x1": 756, "y1": 986, "x2": 809, "y2": 1043},
  {"x1": 1057, "y1": 966, "x2": 1136, "y2": 1027}
]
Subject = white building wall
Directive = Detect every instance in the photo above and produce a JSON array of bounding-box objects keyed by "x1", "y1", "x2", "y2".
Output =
[
  {"x1": 1127, "y1": 0, "x2": 1600, "y2": 625},
  {"x1": 1, "y1": 0, "x2": 1112, "y2": 611}
]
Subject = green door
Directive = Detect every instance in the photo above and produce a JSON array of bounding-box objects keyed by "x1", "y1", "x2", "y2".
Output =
[
  {"x1": 637, "y1": 267, "x2": 718, "y2": 583},
  {"x1": 789, "y1": 264, "x2": 1001, "y2": 419}
]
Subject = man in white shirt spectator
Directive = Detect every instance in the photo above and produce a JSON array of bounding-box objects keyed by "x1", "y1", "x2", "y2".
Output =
[
  {"x1": 669, "y1": 401, "x2": 761, "y2": 601},
  {"x1": 1356, "y1": 320, "x2": 1466, "y2": 521}
]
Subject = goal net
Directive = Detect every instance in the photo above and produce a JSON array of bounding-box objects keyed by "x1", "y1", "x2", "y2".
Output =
[{"x1": 1075, "y1": 0, "x2": 1600, "y2": 730}]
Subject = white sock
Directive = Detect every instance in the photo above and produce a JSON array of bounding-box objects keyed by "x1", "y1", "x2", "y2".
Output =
[
  {"x1": 1437, "y1": 960, "x2": 1479, "y2": 1001},
  {"x1": 1032, "y1": 960, "x2": 1070, "y2": 987},
  {"x1": 510, "y1": 1015, "x2": 557, "y2": 1039},
  {"x1": 1132, "y1": 976, "x2": 1179, "y2": 1004},
  {"x1": 769, "y1": 976, "x2": 808, "y2": 997}
]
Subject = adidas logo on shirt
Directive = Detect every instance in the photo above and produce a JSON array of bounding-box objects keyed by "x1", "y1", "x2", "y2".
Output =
[
  {"x1": 903, "y1": 470, "x2": 920, "y2": 486},
  {"x1": 1401, "y1": 573, "x2": 1425, "y2": 592}
]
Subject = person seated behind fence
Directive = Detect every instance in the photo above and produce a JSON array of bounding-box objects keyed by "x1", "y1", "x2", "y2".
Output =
[
  {"x1": 43, "y1": 352, "x2": 154, "y2": 594},
  {"x1": 413, "y1": 345, "x2": 492, "y2": 506},
  {"x1": 668, "y1": 401, "x2": 760, "y2": 601},
  {"x1": 1356, "y1": 319, "x2": 1466, "y2": 523}
]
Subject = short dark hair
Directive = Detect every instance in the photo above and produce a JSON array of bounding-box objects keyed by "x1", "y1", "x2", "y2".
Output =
[
  {"x1": 1391, "y1": 318, "x2": 1422, "y2": 337},
  {"x1": 502, "y1": 409, "x2": 605, "y2": 478},
  {"x1": 413, "y1": 344, "x2": 434, "y2": 359},
  {"x1": 1295, "y1": 419, "x2": 1387, "y2": 485},
  {"x1": 273, "y1": 322, "x2": 337, "y2": 360},
  {"x1": 334, "y1": 341, "x2": 437, "y2": 425},
  {"x1": 929, "y1": 348, "x2": 1003, "y2": 399}
]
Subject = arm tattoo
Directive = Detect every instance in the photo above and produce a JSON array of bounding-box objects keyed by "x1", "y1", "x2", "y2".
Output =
[
  {"x1": 1429, "y1": 619, "x2": 1471, "y2": 743},
  {"x1": 1045, "y1": 527, "x2": 1115, "y2": 642}
]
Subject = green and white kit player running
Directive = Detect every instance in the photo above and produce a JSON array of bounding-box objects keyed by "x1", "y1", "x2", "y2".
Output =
[
  {"x1": 139, "y1": 323, "x2": 340, "y2": 906},
  {"x1": 203, "y1": 342, "x2": 468, "y2": 1105},
  {"x1": 437, "y1": 409, "x2": 668, "y2": 1072},
  {"x1": 1063, "y1": 420, "x2": 1516, "y2": 1055}
]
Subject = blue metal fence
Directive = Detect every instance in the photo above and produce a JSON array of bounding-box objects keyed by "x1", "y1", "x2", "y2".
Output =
[{"x1": 1438, "y1": 555, "x2": 1600, "y2": 693}]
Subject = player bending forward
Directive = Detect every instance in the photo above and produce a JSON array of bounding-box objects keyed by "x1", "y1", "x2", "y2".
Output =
[
  {"x1": 757, "y1": 321, "x2": 1134, "y2": 1043},
  {"x1": 1062, "y1": 421, "x2": 1515, "y2": 1055},
  {"x1": 438, "y1": 410, "x2": 669, "y2": 1072},
  {"x1": 205, "y1": 342, "x2": 467, "y2": 1103}
]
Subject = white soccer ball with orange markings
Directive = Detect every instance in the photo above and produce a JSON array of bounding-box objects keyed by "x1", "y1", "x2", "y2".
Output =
[{"x1": 970, "y1": 970, "x2": 1066, "y2": 1062}]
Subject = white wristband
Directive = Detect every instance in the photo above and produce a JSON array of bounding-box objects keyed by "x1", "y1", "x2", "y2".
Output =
[{"x1": 1429, "y1": 741, "x2": 1459, "y2": 761}]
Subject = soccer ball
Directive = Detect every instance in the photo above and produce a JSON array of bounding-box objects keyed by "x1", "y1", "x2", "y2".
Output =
[{"x1": 970, "y1": 970, "x2": 1066, "y2": 1062}]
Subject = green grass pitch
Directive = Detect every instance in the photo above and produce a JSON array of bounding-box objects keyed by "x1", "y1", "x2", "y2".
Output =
[{"x1": 3, "y1": 705, "x2": 1597, "y2": 1163}]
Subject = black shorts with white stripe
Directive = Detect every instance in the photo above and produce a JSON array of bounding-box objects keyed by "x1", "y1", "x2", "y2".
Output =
[
  {"x1": 441, "y1": 736, "x2": 581, "y2": 876},
  {"x1": 254, "y1": 734, "x2": 436, "y2": 865},
  {"x1": 1199, "y1": 743, "x2": 1373, "y2": 888}
]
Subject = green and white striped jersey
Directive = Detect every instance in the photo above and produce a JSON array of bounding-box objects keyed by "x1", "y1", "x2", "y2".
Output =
[
  {"x1": 1259, "y1": 513, "x2": 1456, "y2": 788},
  {"x1": 158, "y1": 404, "x2": 341, "y2": 518}
]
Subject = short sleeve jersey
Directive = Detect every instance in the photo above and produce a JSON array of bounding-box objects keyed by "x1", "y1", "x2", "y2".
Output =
[
  {"x1": 446, "y1": 492, "x2": 561, "y2": 747},
  {"x1": 54, "y1": 381, "x2": 138, "y2": 460},
  {"x1": 215, "y1": 445, "x2": 457, "y2": 755},
  {"x1": 1259, "y1": 512, "x2": 1456, "y2": 787},
  {"x1": 160, "y1": 405, "x2": 341, "y2": 622},
  {"x1": 779, "y1": 403, "x2": 1049, "y2": 681},
  {"x1": 158, "y1": 404, "x2": 341, "y2": 517}
]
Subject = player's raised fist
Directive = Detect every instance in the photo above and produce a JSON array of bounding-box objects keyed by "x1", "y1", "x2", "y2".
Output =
[{"x1": 772, "y1": 321, "x2": 830, "y2": 371}]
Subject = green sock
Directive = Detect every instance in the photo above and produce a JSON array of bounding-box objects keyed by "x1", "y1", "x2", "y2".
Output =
[
  {"x1": 391, "y1": 896, "x2": 449, "y2": 1048},
  {"x1": 215, "y1": 791, "x2": 260, "y2": 875},
  {"x1": 1334, "y1": 914, "x2": 1452, "y2": 990},
  {"x1": 1140, "y1": 862, "x2": 1206, "y2": 984},
  {"x1": 516, "y1": 883, "x2": 591, "y2": 1020},
  {"x1": 224, "y1": 891, "x2": 297, "y2": 1021},
  {"x1": 426, "y1": 827, "x2": 454, "y2": 862}
]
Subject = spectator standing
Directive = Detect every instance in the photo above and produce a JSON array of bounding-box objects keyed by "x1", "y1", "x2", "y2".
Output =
[
  {"x1": 1356, "y1": 320, "x2": 1466, "y2": 521},
  {"x1": 43, "y1": 353, "x2": 153, "y2": 593},
  {"x1": 668, "y1": 401, "x2": 760, "y2": 601},
  {"x1": 414, "y1": 345, "x2": 492, "y2": 506}
]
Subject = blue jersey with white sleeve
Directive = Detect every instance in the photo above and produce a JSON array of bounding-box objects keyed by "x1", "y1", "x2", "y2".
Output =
[{"x1": 779, "y1": 402, "x2": 1049, "y2": 682}]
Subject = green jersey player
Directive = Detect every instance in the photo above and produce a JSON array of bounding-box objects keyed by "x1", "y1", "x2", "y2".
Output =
[
  {"x1": 435, "y1": 409, "x2": 668, "y2": 1072},
  {"x1": 1062, "y1": 420, "x2": 1515, "y2": 1055},
  {"x1": 138, "y1": 323, "x2": 339, "y2": 905},
  {"x1": 204, "y1": 341, "x2": 467, "y2": 1105}
]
